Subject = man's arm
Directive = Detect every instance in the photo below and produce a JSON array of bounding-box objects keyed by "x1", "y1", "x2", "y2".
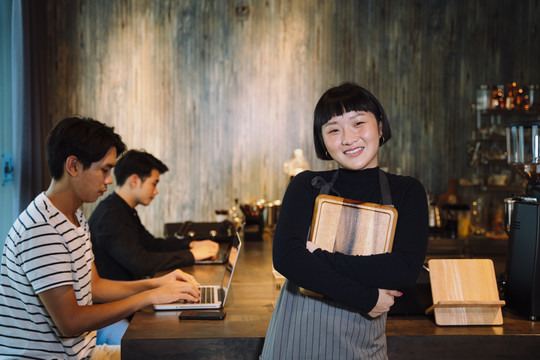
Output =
[
  {"x1": 90, "y1": 205, "x2": 198, "y2": 277},
  {"x1": 91, "y1": 263, "x2": 199, "y2": 303},
  {"x1": 38, "y1": 263, "x2": 199, "y2": 337}
]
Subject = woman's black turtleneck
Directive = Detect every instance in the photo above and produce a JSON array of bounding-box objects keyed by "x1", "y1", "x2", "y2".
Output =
[{"x1": 272, "y1": 167, "x2": 428, "y2": 314}]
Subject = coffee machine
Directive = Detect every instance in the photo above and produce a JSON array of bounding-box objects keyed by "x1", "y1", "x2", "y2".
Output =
[{"x1": 505, "y1": 120, "x2": 540, "y2": 320}]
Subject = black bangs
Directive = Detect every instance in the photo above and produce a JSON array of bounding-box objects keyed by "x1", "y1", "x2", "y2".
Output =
[{"x1": 315, "y1": 83, "x2": 382, "y2": 127}]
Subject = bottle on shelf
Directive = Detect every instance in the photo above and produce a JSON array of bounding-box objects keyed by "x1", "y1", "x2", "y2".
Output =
[
  {"x1": 437, "y1": 178, "x2": 464, "y2": 239},
  {"x1": 491, "y1": 85, "x2": 504, "y2": 109},
  {"x1": 470, "y1": 196, "x2": 487, "y2": 235},
  {"x1": 437, "y1": 178, "x2": 461, "y2": 207},
  {"x1": 496, "y1": 84, "x2": 505, "y2": 109},
  {"x1": 427, "y1": 191, "x2": 442, "y2": 234},
  {"x1": 528, "y1": 84, "x2": 539, "y2": 111},
  {"x1": 516, "y1": 86, "x2": 525, "y2": 110},
  {"x1": 505, "y1": 82, "x2": 517, "y2": 110},
  {"x1": 476, "y1": 84, "x2": 490, "y2": 110}
]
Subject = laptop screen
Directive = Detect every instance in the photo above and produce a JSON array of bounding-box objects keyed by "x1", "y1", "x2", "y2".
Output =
[{"x1": 220, "y1": 232, "x2": 241, "y2": 304}]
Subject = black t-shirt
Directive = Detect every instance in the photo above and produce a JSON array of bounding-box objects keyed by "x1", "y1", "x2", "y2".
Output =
[
  {"x1": 273, "y1": 167, "x2": 428, "y2": 313},
  {"x1": 89, "y1": 192, "x2": 194, "y2": 281}
]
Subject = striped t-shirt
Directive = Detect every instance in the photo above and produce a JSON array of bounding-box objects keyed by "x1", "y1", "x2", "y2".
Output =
[{"x1": 0, "y1": 192, "x2": 97, "y2": 359}]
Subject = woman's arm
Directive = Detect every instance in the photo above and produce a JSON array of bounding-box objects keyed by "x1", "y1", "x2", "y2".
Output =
[{"x1": 311, "y1": 177, "x2": 429, "y2": 290}]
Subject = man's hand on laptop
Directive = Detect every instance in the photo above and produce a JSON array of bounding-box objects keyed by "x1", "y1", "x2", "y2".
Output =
[
  {"x1": 150, "y1": 269, "x2": 201, "y2": 304},
  {"x1": 149, "y1": 277, "x2": 201, "y2": 305},
  {"x1": 190, "y1": 240, "x2": 220, "y2": 261},
  {"x1": 158, "y1": 269, "x2": 199, "y2": 287}
]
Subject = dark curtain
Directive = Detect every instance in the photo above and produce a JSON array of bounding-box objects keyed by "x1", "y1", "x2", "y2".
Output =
[{"x1": 12, "y1": 0, "x2": 50, "y2": 214}]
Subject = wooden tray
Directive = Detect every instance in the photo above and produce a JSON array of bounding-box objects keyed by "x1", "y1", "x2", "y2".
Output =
[
  {"x1": 425, "y1": 259, "x2": 505, "y2": 326},
  {"x1": 301, "y1": 194, "x2": 398, "y2": 297}
]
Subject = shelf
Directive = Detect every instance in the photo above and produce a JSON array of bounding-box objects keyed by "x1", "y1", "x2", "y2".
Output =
[
  {"x1": 469, "y1": 134, "x2": 507, "y2": 142},
  {"x1": 460, "y1": 183, "x2": 524, "y2": 193},
  {"x1": 463, "y1": 106, "x2": 531, "y2": 237},
  {"x1": 475, "y1": 108, "x2": 540, "y2": 117}
]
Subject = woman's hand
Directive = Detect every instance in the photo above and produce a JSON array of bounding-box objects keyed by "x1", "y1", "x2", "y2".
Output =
[
  {"x1": 306, "y1": 241, "x2": 319, "y2": 253},
  {"x1": 367, "y1": 289, "x2": 402, "y2": 318}
]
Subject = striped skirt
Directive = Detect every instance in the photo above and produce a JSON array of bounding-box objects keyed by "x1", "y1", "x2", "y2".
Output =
[{"x1": 261, "y1": 280, "x2": 387, "y2": 360}]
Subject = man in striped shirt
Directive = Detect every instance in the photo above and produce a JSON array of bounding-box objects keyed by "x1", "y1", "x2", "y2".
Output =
[{"x1": 0, "y1": 117, "x2": 200, "y2": 359}]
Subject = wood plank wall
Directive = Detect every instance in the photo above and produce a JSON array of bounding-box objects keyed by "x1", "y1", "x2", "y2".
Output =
[{"x1": 42, "y1": 0, "x2": 540, "y2": 236}]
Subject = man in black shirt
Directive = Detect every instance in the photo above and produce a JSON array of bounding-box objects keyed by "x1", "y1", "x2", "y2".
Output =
[
  {"x1": 89, "y1": 150, "x2": 219, "y2": 282},
  {"x1": 89, "y1": 149, "x2": 219, "y2": 345}
]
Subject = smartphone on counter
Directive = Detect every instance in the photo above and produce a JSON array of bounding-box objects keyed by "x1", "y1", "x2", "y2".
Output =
[{"x1": 179, "y1": 310, "x2": 226, "y2": 320}]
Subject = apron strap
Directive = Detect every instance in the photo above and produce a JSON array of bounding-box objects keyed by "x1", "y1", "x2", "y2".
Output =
[
  {"x1": 312, "y1": 168, "x2": 393, "y2": 206},
  {"x1": 311, "y1": 169, "x2": 341, "y2": 197},
  {"x1": 379, "y1": 169, "x2": 393, "y2": 206}
]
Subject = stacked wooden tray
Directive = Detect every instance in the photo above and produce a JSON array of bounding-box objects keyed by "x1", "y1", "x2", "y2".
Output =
[{"x1": 301, "y1": 194, "x2": 398, "y2": 297}]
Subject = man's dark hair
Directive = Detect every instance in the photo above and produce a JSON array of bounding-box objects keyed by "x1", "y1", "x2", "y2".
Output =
[
  {"x1": 114, "y1": 150, "x2": 169, "y2": 186},
  {"x1": 46, "y1": 116, "x2": 126, "y2": 180}
]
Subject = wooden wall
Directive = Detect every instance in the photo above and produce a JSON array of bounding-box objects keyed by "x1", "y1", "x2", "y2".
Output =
[{"x1": 42, "y1": 0, "x2": 540, "y2": 236}]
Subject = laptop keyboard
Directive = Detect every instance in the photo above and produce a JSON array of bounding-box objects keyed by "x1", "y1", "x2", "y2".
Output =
[
  {"x1": 199, "y1": 286, "x2": 215, "y2": 304},
  {"x1": 177, "y1": 286, "x2": 215, "y2": 304}
]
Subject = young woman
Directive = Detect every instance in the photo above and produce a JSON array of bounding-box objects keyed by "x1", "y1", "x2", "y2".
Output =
[{"x1": 261, "y1": 83, "x2": 428, "y2": 359}]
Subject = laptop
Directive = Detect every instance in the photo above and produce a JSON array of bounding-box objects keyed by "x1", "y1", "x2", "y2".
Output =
[
  {"x1": 164, "y1": 221, "x2": 234, "y2": 265},
  {"x1": 194, "y1": 242, "x2": 231, "y2": 265},
  {"x1": 153, "y1": 233, "x2": 241, "y2": 310}
]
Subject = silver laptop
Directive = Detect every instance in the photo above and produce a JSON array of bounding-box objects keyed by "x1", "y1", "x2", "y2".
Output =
[{"x1": 153, "y1": 233, "x2": 241, "y2": 310}]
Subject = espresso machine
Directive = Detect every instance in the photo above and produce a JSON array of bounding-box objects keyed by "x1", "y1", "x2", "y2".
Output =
[{"x1": 505, "y1": 120, "x2": 540, "y2": 320}]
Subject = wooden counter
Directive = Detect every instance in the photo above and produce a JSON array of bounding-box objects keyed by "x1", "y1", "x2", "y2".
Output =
[
  {"x1": 121, "y1": 232, "x2": 540, "y2": 360},
  {"x1": 121, "y1": 230, "x2": 280, "y2": 360}
]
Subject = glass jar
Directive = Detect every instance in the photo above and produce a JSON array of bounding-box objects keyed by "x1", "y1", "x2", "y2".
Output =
[
  {"x1": 476, "y1": 84, "x2": 490, "y2": 110},
  {"x1": 528, "y1": 84, "x2": 539, "y2": 111},
  {"x1": 470, "y1": 196, "x2": 487, "y2": 235}
]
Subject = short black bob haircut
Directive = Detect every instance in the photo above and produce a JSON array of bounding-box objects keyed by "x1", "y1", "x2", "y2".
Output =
[
  {"x1": 114, "y1": 149, "x2": 169, "y2": 186},
  {"x1": 313, "y1": 82, "x2": 392, "y2": 160},
  {"x1": 46, "y1": 116, "x2": 126, "y2": 180}
]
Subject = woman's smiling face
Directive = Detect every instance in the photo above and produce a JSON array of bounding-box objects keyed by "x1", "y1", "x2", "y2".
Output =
[{"x1": 322, "y1": 110, "x2": 382, "y2": 171}]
